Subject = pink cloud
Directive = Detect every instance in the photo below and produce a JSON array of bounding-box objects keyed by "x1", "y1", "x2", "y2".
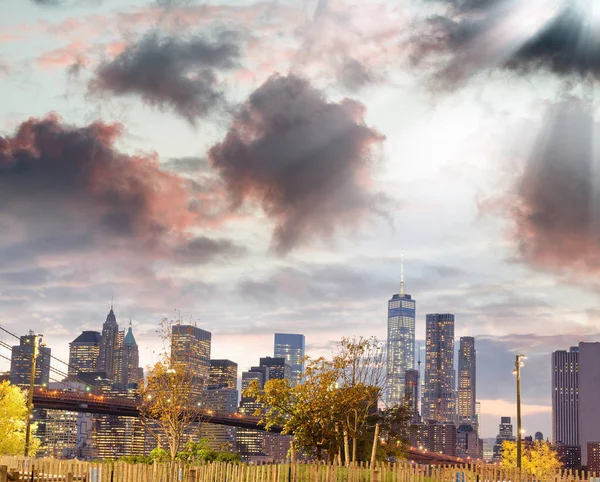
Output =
[{"x1": 37, "y1": 41, "x2": 91, "y2": 70}]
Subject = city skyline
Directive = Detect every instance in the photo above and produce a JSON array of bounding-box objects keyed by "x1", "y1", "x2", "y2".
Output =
[{"x1": 3, "y1": 0, "x2": 600, "y2": 444}]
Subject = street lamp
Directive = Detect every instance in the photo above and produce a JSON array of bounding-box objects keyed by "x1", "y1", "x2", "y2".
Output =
[{"x1": 513, "y1": 354, "x2": 526, "y2": 470}]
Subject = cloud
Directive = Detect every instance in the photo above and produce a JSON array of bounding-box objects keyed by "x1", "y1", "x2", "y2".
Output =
[
  {"x1": 173, "y1": 236, "x2": 246, "y2": 264},
  {"x1": 0, "y1": 114, "x2": 240, "y2": 266},
  {"x1": 209, "y1": 73, "x2": 386, "y2": 254},
  {"x1": 411, "y1": 0, "x2": 600, "y2": 88},
  {"x1": 493, "y1": 95, "x2": 600, "y2": 273},
  {"x1": 293, "y1": 0, "x2": 408, "y2": 90},
  {"x1": 89, "y1": 31, "x2": 240, "y2": 123}
]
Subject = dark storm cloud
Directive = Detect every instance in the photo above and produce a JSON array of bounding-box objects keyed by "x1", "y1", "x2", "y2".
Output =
[
  {"x1": 510, "y1": 96, "x2": 600, "y2": 272},
  {"x1": 174, "y1": 236, "x2": 246, "y2": 264},
  {"x1": 209, "y1": 73, "x2": 386, "y2": 254},
  {"x1": 412, "y1": 0, "x2": 600, "y2": 87},
  {"x1": 0, "y1": 114, "x2": 242, "y2": 267},
  {"x1": 90, "y1": 32, "x2": 240, "y2": 124}
]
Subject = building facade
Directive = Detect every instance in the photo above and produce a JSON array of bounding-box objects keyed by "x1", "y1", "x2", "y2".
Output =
[
  {"x1": 68, "y1": 331, "x2": 101, "y2": 379},
  {"x1": 552, "y1": 347, "x2": 579, "y2": 460},
  {"x1": 274, "y1": 334, "x2": 305, "y2": 386},
  {"x1": 209, "y1": 359, "x2": 238, "y2": 389},
  {"x1": 260, "y1": 357, "x2": 291, "y2": 382},
  {"x1": 405, "y1": 368, "x2": 420, "y2": 422},
  {"x1": 577, "y1": 342, "x2": 600, "y2": 466},
  {"x1": 492, "y1": 417, "x2": 515, "y2": 460},
  {"x1": 98, "y1": 308, "x2": 119, "y2": 380},
  {"x1": 386, "y1": 276, "x2": 416, "y2": 407},
  {"x1": 171, "y1": 324, "x2": 212, "y2": 398},
  {"x1": 201, "y1": 387, "x2": 238, "y2": 451},
  {"x1": 238, "y1": 367, "x2": 269, "y2": 459},
  {"x1": 422, "y1": 313, "x2": 455, "y2": 422},
  {"x1": 10, "y1": 333, "x2": 51, "y2": 387},
  {"x1": 120, "y1": 323, "x2": 140, "y2": 386},
  {"x1": 457, "y1": 337, "x2": 476, "y2": 424}
]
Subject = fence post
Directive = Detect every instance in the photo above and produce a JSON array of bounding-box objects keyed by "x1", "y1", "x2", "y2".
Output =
[
  {"x1": 0, "y1": 465, "x2": 8, "y2": 482},
  {"x1": 188, "y1": 469, "x2": 196, "y2": 482},
  {"x1": 371, "y1": 468, "x2": 381, "y2": 482},
  {"x1": 66, "y1": 473, "x2": 73, "y2": 482}
]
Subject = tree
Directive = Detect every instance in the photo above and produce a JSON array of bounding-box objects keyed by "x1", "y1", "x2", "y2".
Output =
[
  {"x1": 244, "y1": 337, "x2": 403, "y2": 464},
  {"x1": 0, "y1": 381, "x2": 40, "y2": 456},
  {"x1": 245, "y1": 356, "x2": 344, "y2": 461},
  {"x1": 138, "y1": 318, "x2": 204, "y2": 464},
  {"x1": 334, "y1": 337, "x2": 387, "y2": 463},
  {"x1": 501, "y1": 440, "x2": 561, "y2": 476}
]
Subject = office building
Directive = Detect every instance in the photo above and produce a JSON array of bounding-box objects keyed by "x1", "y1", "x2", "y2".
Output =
[
  {"x1": 589, "y1": 443, "x2": 600, "y2": 472},
  {"x1": 10, "y1": 333, "x2": 51, "y2": 387},
  {"x1": 386, "y1": 271, "x2": 416, "y2": 407},
  {"x1": 98, "y1": 307, "x2": 119, "y2": 380},
  {"x1": 578, "y1": 342, "x2": 600, "y2": 466},
  {"x1": 552, "y1": 347, "x2": 579, "y2": 447},
  {"x1": 555, "y1": 443, "x2": 581, "y2": 468},
  {"x1": 422, "y1": 313, "x2": 455, "y2": 422},
  {"x1": 457, "y1": 337, "x2": 476, "y2": 423},
  {"x1": 274, "y1": 333, "x2": 305, "y2": 386},
  {"x1": 492, "y1": 417, "x2": 515, "y2": 460},
  {"x1": 456, "y1": 423, "x2": 479, "y2": 459},
  {"x1": 238, "y1": 366, "x2": 269, "y2": 459},
  {"x1": 260, "y1": 357, "x2": 291, "y2": 381},
  {"x1": 426, "y1": 421, "x2": 457, "y2": 456},
  {"x1": 68, "y1": 331, "x2": 102, "y2": 380},
  {"x1": 263, "y1": 433, "x2": 293, "y2": 462},
  {"x1": 210, "y1": 359, "x2": 238, "y2": 389},
  {"x1": 92, "y1": 384, "x2": 145, "y2": 458},
  {"x1": 171, "y1": 324, "x2": 211, "y2": 398},
  {"x1": 405, "y1": 369, "x2": 420, "y2": 422},
  {"x1": 535, "y1": 431, "x2": 544, "y2": 442},
  {"x1": 201, "y1": 387, "x2": 238, "y2": 451},
  {"x1": 120, "y1": 323, "x2": 140, "y2": 386}
]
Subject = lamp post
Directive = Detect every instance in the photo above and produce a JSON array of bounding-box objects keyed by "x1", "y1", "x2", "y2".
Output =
[
  {"x1": 513, "y1": 354, "x2": 526, "y2": 470},
  {"x1": 25, "y1": 333, "x2": 43, "y2": 457}
]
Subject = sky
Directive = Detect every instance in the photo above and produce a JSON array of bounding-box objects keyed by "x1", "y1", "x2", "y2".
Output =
[{"x1": 1, "y1": 0, "x2": 600, "y2": 439}]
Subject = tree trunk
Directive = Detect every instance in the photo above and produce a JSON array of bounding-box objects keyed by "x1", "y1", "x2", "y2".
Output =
[
  {"x1": 344, "y1": 430, "x2": 350, "y2": 466},
  {"x1": 370, "y1": 423, "x2": 380, "y2": 467}
]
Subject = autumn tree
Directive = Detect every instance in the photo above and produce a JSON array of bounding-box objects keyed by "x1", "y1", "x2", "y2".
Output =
[
  {"x1": 245, "y1": 356, "x2": 344, "y2": 461},
  {"x1": 244, "y1": 337, "x2": 401, "y2": 464},
  {"x1": 0, "y1": 381, "x2": 40, "y2": 456},
  {"x1": 334, "y1": 336, "x2": 387, "y2": 463},
  {"x1": 501, "y1": 440, "x2": 561, "y2": 476},
  {"x1": 138, "y1": 318, "x2": 205, "y2": 466}
]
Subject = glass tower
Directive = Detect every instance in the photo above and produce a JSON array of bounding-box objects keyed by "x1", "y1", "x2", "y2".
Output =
[
  {"x1": 422, "y1": 313, "x2": 455, "y2": 422},
  {"x1": 457, "y1": 336, "x2": 476, "y2": 423},
  {"x1": 386, "y1": 274, "x2": 416, "y2": 407},
  {"x1": 274, "y1": 333, "x2": 305, "y2": 386}
]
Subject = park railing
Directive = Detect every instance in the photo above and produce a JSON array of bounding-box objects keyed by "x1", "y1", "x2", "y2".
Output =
[{"x1": 0, "y1": 457, "x2": 597, "y2": 482}]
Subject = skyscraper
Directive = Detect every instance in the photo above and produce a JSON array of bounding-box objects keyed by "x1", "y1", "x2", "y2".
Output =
[
  {"x1": 260, "y1": 357, "x2": 291, "y2": 381},
  {"x1": 98, "y1": 307, "x2": 119, "y2": 379},
  {"x1": 274, "y1": 334, "x2": 305, "y2": 385},
  {"x1": 492, "y1": 417, "x2": 514, "y2": 460},
  {"x1": 10, "y1": 333, "x2": 51, "y2": 387},
  {"x1": 171, "y1": 324, "x2": 211, "y2": 397},
  {"x1": 210, "y1": 359, "x2": 238, "y2": 389},
  {"x1": 577, "y1": 342, "x2": 600, "y2": 466},
  {"x1": 386, "y1": 268, "x2": 416, "y2": 406},
  {"x1": 120, "y1": 322, "x2": 140, "y2": 386},
  {"x1": 552, "y1": 347, "x2": 579, "y2": 450},
  {"x1": 405, "y1": 369, "x2": 420, "y2": 422},
  {"x1": 68, "y1": 331, "x2": 101, "y2": 379},
  {"x1": 457, "y1": 337, "x2": 476, "y2": 423},
  {"x1": 238, "y1": 366, "x2": 270, "y2": 459},
  {"x1": 422, "y1": 313, "x2": 455, "y2": 423}
]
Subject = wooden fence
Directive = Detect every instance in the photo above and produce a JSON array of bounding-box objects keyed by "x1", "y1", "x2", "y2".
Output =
[{"x1": 0, "y1": 457, "x2": 597, "y2": 482}]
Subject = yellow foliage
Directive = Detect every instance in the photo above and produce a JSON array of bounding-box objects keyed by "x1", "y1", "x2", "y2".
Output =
[
  {"x1": 0, "y1": 380, "x2": 39, "y2": 456},
  {"x1": 500, "y1": 440, "x2": 561, "y2": 475}
]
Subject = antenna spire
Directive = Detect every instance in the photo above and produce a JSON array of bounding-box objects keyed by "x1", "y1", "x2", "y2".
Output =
[
  {"x1": 110, "y1": 292, "x2": 114, "y2": 311},
  {"x1": 400, "y1": 250, "x2": 405, "y2": 296}
]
